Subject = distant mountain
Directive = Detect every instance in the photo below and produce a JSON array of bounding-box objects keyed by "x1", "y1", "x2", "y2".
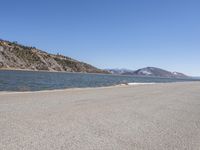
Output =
[
  {"x1": 106, "y1": 67, "x2": 188, "y2": 78},
  {"x1": 105, "y1": 68, "x2": 133, "y2": 75},
  {"x1": 0, "y1": 39, "x2": 109, "y2": 74}
]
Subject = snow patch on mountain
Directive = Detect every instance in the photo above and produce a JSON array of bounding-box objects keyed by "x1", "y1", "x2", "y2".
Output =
[{"x1": 139, "y1": 70, "x2": 152, "y2": 75}]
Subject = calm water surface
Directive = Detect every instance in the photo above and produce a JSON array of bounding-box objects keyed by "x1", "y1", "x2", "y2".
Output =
[{"x1": 0, "y1": 70, "x2": 199, "y2": 91}]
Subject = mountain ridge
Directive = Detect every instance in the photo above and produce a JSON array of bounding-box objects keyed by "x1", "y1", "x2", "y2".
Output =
[
  {"x1": 106, "y1": 67, "x2": 189, "y2": 78},
  {"x1": 0, "y1": 39, "x2": 108, "y2": 74},
  {"x1": 0, "y1": 39, "x2": 190, "y2": 78}
]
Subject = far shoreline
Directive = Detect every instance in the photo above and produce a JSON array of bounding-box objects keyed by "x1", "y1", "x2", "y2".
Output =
[
  {"x1": 0, "y1": 68, "x2": 111, "y2": 75},
  {"x1": 0, "y1": 68, "x2": 195, "y2": 80}
]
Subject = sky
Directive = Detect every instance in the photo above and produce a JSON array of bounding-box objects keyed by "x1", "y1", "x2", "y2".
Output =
[{"x1": 0, "y1": 0, "x2": 200, "y2": 76}]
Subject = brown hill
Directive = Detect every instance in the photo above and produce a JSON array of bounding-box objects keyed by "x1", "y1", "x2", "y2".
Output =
[{"x1": 0, "y1": 39, "x2": 108, "y2": 74}]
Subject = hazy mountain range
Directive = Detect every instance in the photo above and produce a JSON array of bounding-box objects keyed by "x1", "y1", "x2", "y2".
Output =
[{"x1": 106, "y1": 67, "x2": 188, "y2": 78}]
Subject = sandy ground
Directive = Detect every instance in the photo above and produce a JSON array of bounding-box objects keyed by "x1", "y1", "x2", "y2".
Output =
[{"x1": 0, "y1": 82, "x2": 200, "y2": 150}]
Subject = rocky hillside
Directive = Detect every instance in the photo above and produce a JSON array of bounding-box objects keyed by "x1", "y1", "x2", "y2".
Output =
[
  {"x1": 106, "y1": 67, "x2": 188, "y2": 78},
  {"x1": 0, "y1": 39, "x2": 108, "y2": 74}
]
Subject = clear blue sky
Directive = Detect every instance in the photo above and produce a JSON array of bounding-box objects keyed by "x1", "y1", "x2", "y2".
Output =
[{"x1": 1, "y1": 0, "x2": 200, "y2": 76}]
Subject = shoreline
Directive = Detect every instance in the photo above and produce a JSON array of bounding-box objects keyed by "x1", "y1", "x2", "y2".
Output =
[
  {"x1": 0, "y1": 82, "x2": 158, "y2": 95},
  {"x1": 0, "y1": 81, "x2": 198, "y2": 95}
]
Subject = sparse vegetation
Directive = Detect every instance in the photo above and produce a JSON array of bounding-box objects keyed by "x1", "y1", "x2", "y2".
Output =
[
  {"x1": 12, "y1": 47, "x2": 42, "y2": 64},
  {"x1": 0, "y1": 39, "x2": 109, "y2": 73},
  {"x1": 54, "y1": 57, "x2": 79, "y2": 71}
]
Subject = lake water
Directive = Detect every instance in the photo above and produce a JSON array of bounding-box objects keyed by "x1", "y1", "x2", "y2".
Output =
[{"x1": 0, "y1": 70, "x2": 199, "y2": 91}]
